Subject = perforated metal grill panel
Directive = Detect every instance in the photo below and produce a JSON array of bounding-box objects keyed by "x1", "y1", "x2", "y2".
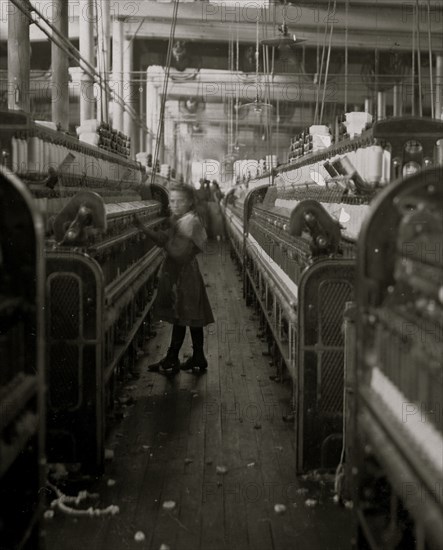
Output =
[
  {"x1": 49, "y1": 342, "x2": 80, "y2": 410},
  {"x1": 50, "y1": 275, "x2": 80, "y2": 338},
  {"x1": 319, "y1": 281, "x2": 352, "y2": 347},
  {"x1": 297, "y1": 261, "x2": 355, "y2": 472},
  {"x1": 318, "y1": 351, "x2": 344, "y2": 413},
  {"x1": 46, "y1": 253, "x2": 103, "y2": 473}
]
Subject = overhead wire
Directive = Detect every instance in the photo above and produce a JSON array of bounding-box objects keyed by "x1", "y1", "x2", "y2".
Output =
[
  {"x1": 314, "y1": 0, "x2": 331, "y2": 125},
  {"x1": 374, "y1": 0, "x2": 379, "y2": 120},
  {"x1": 344, "y1": 0, "x2": 349, "y2": 113},
  {"x1": 150, "y1": 0, "x2": 180, "y2": 184},
  {"x1": 94, "y1": 0, "x2": 108, "y2": 122},
  {"x1": 235, "y1": 23, "x2": 240, "y2": 148},
  {"x1": 411, "y1": 2, "x2": 416, "y2": 115},
  {"x1": 319, "y1": 0, "x2": 336, "y2": 125},
  {"x1": 262, "y1": 6, "x2": 272, "y2": 163},
  {"x1": 125, "y1": 18, "x2": 147, "y2": 54},
  {"x1": 415, "y1": 0, "x2": 423, "y2": 116},
  {"x1": 227, "y1": 27, "x2": 233, "y2": 154},
  {"x1": 427, "y1": 0, "x2": 435, "y2": 118}
]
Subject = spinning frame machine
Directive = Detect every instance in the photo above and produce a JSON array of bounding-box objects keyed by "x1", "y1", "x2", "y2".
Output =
[
  {"x1": 0, "y1": 167, "x2": 45, "y2": 549},
  {"x1": 45, "y1": 185, "x2": 169, "y2": 474},
  {"x1": 350, "y1": 165, "x2": 443, "y2": 550},
  {"x1": 222, "y1": 116, "x2": 443, "y2": 475},
  {"x1": 0, "y1": 109, "x2": 172, "y2": 546}
]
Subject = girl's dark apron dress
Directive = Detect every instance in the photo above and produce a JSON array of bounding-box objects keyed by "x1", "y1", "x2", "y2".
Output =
[{"x1": 154, "y1": 212, "x2": 214, "y2": 327}]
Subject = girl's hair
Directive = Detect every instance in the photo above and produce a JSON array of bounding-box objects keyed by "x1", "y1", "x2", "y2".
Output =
[{"x1": 169, "y1": 183, "x2": 197, "y2": 209}]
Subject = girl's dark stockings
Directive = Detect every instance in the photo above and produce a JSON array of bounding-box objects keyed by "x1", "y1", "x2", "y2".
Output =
[{"x1": 168, "y1": 325, "x2": 205, "y2": 357}]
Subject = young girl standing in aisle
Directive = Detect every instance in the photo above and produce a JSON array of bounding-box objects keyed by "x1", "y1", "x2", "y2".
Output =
[{"x1": 134, "y1": 184, "x2": 214, "y2": 375}]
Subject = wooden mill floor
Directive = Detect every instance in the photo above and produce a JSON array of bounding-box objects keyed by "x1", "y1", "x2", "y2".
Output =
[{"x1": 44, "y1": 241, "x2": 353, "y2": 550}]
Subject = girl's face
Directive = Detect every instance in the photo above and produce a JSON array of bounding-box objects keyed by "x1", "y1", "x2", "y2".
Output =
[{"x1": 169, "y1": 190, "x2": 192, "y2": 217}]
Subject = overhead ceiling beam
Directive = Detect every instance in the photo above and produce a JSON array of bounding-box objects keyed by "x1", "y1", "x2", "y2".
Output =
[
  {"x1": 119, "y1": 1, "x2": 443, "y2": 51},
  {"x1": 157, "y1": 74, "x2": 389, "y2": 105},
  {"x1": 126, "y1": 21, "x2": 443, "y2": 51},
  {"x1": 298, "y1": 0, "x2": 435, "y2": 6},
  {"x1": 4, "y1": 0, "x2": 441, "y2": 52}
]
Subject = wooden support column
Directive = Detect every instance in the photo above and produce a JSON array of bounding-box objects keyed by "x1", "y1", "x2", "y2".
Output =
[
  {"x1": 79, "y1": 0, "x2": 95, "y2": 123},
  {"x1": 51, "y1": 0, "x2": 70, "y2": 130},
  {"x1": 8, "y1": 0, "x2": 30, "y2": 112},
  {"x1": 112, "y1": 17, "x2": 124, "y2": 132},
  {"x1": 97, "y1": 0, "x2": 110, "y2": 123},
  {"x1": 436, "y1": 54, "x2": 443, "y2": 120},
  {"x1": 123, "y1": 38, "x2": 134, "y2": 156},
  {"x1": 102, "y1": 0, "x2": 111, "y2": 69},
  {"x1": 94, "y1": 82, "x2": 103, "y2": 124}
]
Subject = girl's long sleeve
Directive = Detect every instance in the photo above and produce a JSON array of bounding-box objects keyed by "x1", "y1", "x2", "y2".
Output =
[
  {"x1": 140, "y1": 226, "x2": 169, "y2": 247},
  {"x1": 140, "y1": 224, "x2": 197, "y2": 263}
]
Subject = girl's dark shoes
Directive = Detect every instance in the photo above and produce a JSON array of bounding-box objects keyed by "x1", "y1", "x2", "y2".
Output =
[
  {"x1": 148, "y1": 353, "x2": 180, "y2": 376},
  {"x1": 181, "y1": 353, "x2": 208, "y2": 373}
]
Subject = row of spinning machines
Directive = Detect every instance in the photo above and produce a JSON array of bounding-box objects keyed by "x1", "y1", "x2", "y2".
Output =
[
  {"x1": 221, "y1": 116, "x2": 443, "y2": 550},
  {"x1": 0, "y1": 109, "x2": 171, "y2": 550},
  {"x1": 0, "y1": 113, "x2": 442, "y2": 550}
]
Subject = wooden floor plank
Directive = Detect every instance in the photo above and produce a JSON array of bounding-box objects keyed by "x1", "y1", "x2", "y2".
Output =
[
  {"x1": 44, "y1": 242, "x2": 353, "y2": 550},
  {"x1": 198, "y1": 248, "x2": 228, "y2": 550},
  {"x1": 217, "y1": 258, "x2": 276, "y2": 550},
  {"x1": 216, "y1": 271, "x2": 252, "y2": 550}
]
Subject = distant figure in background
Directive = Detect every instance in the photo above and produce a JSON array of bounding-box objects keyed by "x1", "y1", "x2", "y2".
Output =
[
  {"x1": 201, "y1": 179, "x2": 211, "y2": 199},
  {"x1": 207, "y1": 180, "x2": 225, "y2": 241},
  {"x1": 195, "y1": 178, "x2": 210, "y2": 232},
  {"x1": 134, "y1": 184, "x2": 213, "y2": 375},
  {"x1": 210, "y1": 180, "x2": 223, "y2": 202}
]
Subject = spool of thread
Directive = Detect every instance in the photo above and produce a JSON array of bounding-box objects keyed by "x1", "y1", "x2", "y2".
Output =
[
  {"x1": 80, "y1": 151, "x2": 86, "y2": 174},
  {"x1": 333, "y1": 155, "x2": 368, "y2": 192},
  {"x1": 17, "y1": 139, "x2": 25, "y2": 173},
  {"x1": 337, "y1": 156, "x2": 354, "y2": 175},
  {"x1": 265, "y1": 155, "x2": 277, "y2": 169},
  {"x1": 365, "y1": 145, "x2": 383, "y2": 184},
  {"x1": 11, "y1": 137, "x2": 19, "y2": 173},
  {"x1": 39, "y1": 138, "x2": 44, "y2": 172},
  {"x1": 28, "y1": 136, "x2": 40, "y2": 173},
  {"x1": 55, "y1": 144, "x2": 60, "y2": 168},
  {"x1": 37, "y1": 138, "x2": 45, "y2": 173},
  {"x1": 38, "y1": 138, "x2": 44, "y2": 173},
  {"x1": 20, "y1": 139, "x2": 28, "y2": 173},
  {"x1": 43, "y1": 141, "x2": 50, "y2": 172},
  {"x1": 356, "y1": 148, "x2": 366, "y2": 180},
  {"x1": 381, "y1": 149, "x2": 391, "y2": 184},
  {"x1": 436, "y1": 139, "x2": 443, "y2": 165}
]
